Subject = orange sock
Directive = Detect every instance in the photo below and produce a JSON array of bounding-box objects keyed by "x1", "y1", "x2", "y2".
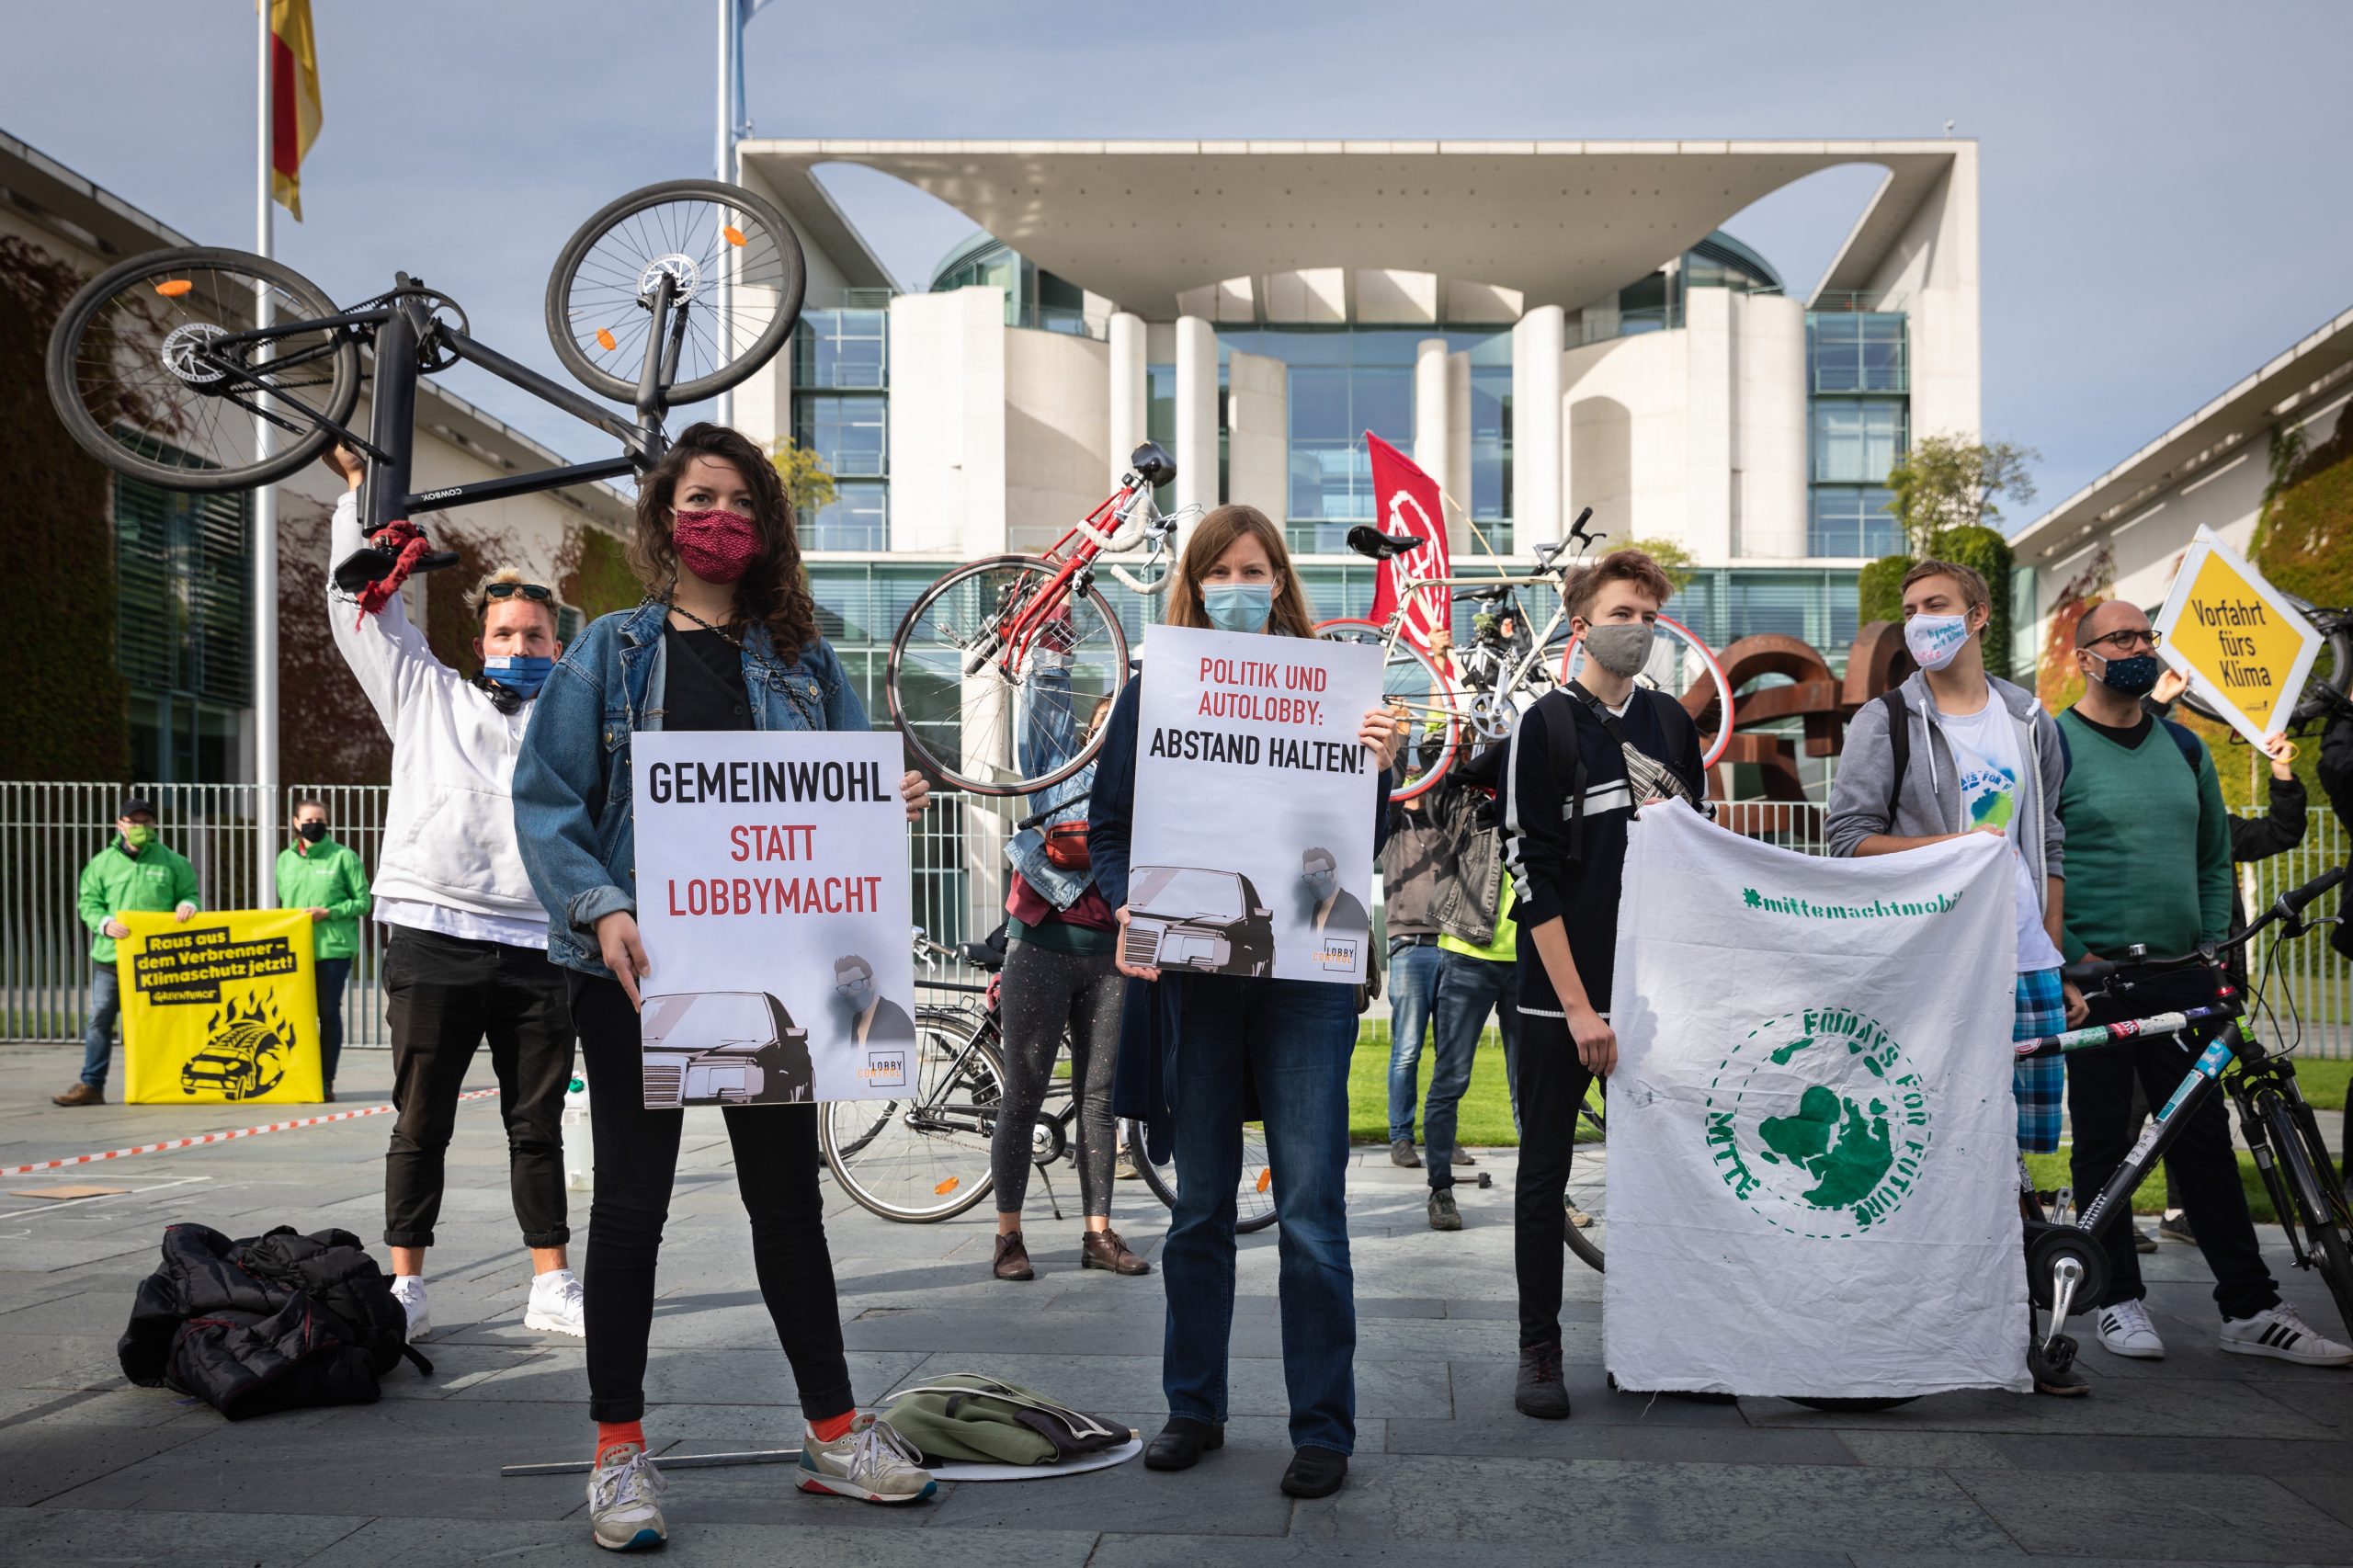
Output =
[
  {"x1": 596, "y1": 1420, "x2": 645, "y2": 1464},
  {"x1": 808, "y1": 1409, "x2": 856, "y2": 1443}
]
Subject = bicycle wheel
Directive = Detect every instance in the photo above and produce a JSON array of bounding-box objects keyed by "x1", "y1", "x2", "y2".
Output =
[
  {"x1": 888, "y1": 556, "x2": 1131, "y2": 797},
  {"x1": 1125, "y1": 1117, "x2": 1279, "y2": 1233},
  {"x1": 1559, "y1": 614, "x2": 1733, "y2": 770},
  {"x1": 2176, "y1": 596, "x2": 2353, "y2": 731},
  {"x1": 47, "y1": 247, "x2": 360, "y2": 493},
  {"x1": 1563, "y1": 1079, "x2": 1609, "y2": 1273},
  {"x1": 545, "y1": 178, "x2": 804, "y2": 406},
  {"x1": 1313, "y1": 619, "x2": 1461, "y2": 801},
  {"x1": 821, "y1": 1009, "x2": 1003, "y2": 1221},
  {"x1": 2268, "y1": 1099, "x2": 2353, "y2": 1344}
]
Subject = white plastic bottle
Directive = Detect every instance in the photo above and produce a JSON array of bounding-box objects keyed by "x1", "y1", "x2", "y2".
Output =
[{"x1": 562, "y1": 1076, "x2": 593, "y2": 1192}]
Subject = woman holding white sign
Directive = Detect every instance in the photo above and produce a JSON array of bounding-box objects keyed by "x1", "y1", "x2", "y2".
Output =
[
  {"x1": 1089, "y1": 504, "x2": 1403, "y2": 1501},
  {"x1": 515, "y1": 424, "x2": 937, "y2": 1551}
]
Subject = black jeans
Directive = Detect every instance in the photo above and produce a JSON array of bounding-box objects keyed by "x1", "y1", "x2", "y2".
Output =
[
  {"x1": 1513, "y1": 1010, "x2": 1594, "y2": 1351},
  {"x1": 570, "y1": 971, "x2": 854, "y2": 1426},
  {"x1": 382, "y1": 926, "x2": 574, "y2": 1249},
  {"x1": 2067, "y1": 967, "x2": 2279, "y2": 1320}
]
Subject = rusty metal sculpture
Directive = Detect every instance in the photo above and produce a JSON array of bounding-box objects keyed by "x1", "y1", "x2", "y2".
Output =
[{"x1": 1681, "y1": 621, "x2": 1915, "y2": 816}]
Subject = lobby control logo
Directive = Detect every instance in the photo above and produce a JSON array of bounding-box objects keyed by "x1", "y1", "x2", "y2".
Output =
[{"x1": 1704, "y1": 1007, "x2": 1931, "y2": 1239}]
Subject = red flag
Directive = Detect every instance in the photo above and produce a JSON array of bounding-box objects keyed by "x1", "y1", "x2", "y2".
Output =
[{"x1": 1365, "y1": 432, "x2": 1452, "y2": 654}]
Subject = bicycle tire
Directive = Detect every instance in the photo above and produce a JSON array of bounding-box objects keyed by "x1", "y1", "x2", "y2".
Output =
[
  {"x1": 544, "y1": 178, "x2": 804, "y2": 406},
  {"x1": 47, "y1": 246, "x2": 360, "y2": 493},
  {"x1": 887, "y1": 555, "x2": 1130, "y2": 797},
  {"x1": 820, "y1": 1014, "x2": 1004, "y2": 1222},
  {"x1": 1123, "y1": 1117, "x2": 1279, "y2": 1233},
  {"x1": 1563, "y1": 1089, "x2": 1608, "y2": 1273},
  {"x1": 2174, "y1": 593, "x2": 2353, "y2": 731},
  {"x1": 1313, "y1": 619, "x2": 1461, "y2": 801},
  {"x1": 2267, "y1": 1099, "x2": 2353, "y2": 1345}
]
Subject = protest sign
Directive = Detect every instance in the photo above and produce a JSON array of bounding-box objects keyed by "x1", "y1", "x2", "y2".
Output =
[
  {"x1": 117, "y1": 909, "x2": 324, "y2": 1105},
  {"x1": 1128, "y1": 624, "x2": 1384, "y2": 985},
  {"x1": 632, "y1": 730, "x2": 915, "y2": 1109},
  {"x1": 1604, "y1": 805, "x2": 2028, "y2": 1398},
  {"x1": 2154, "y1": 525, "x2": 2322, "y2": 747}
]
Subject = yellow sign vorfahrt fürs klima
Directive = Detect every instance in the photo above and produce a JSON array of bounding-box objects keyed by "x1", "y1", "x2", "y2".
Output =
[{"x1": 2153, "y1": 526, "x2": 2321, "y2": 748}]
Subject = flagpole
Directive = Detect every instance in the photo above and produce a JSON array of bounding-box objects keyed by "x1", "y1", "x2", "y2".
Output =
[
  {"x1": 254, "y1": 0, "x2": 280, "y2": 906},
  {"x1": 713, "y1": 0, "x2": 734, "y2": 430}
]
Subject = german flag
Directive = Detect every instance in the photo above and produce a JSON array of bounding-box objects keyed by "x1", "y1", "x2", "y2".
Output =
[{"x1": 269, "y1": 0, "x2": 323, "y2": 220}]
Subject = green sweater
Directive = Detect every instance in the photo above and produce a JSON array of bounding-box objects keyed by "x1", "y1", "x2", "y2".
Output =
[
  {"x1": 276, "y1": 837, "x2": 372, "y2": 960},
  {"x1": 78, "y1": 840, "x2": 199, "y2": 963},
  {"x1": 2054, "y1": 710, "x2": 2232, "y2": 961}
]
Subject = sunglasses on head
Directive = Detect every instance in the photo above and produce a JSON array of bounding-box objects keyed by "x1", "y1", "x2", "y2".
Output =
[{"x1": 483, "y1": 582, "x2": 554, "y2": 604}]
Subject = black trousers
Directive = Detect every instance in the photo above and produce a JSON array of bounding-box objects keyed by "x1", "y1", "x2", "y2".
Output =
[
  {"x1": 569, "y1": 971, "x2": 854, "y2": 1426},
  {"x1": 1513, "y1": 1010, "x2": 1594, "y2": 1351},
  {"x1": 381, "y1": 926, "x2": 574, "y2": 1249},
  {"x1": 2067, "y1": 967, "x2": 2279, "y2": 1320}
]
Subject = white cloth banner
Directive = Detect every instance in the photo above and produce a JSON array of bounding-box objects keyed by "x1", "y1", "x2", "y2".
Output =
[
  {"x1": 1604, "y1": 805, "x2": 2029, "y2": 1397},
  {"x1": 632, "y1": 731, "x2": 915, "y2": 1109},
  {"x1": 1129, "y1": 625, "x2": 1383, "y2": 985}
]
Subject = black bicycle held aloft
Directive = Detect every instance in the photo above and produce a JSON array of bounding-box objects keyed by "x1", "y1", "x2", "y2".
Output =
[{"x1": 45, "y1": 179, "x2": 804, "y2": 585}]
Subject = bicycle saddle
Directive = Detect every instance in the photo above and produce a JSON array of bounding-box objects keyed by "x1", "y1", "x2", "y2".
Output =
[
  {"x1": 1347, "y1": 525, "x2": 1426, "y2": 562},
  {"x1": 956, "y1": 940, "x2": 1006, "y2": 972},
  {"x1": 1452, "y1": 584, "x2": 1512, "y2": 604},
  {"x1": 1130, "y1": 441, "x2": 1176, "y2": 489}
]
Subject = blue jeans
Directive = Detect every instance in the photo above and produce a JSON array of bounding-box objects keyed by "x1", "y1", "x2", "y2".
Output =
[
  {"x1": 314, "y1": 957, "x2": 354, "y2": 1086},
  {"x1": 1425, "y1": 951, "x2": 1520, "y2": 1188},
  {"x1": 81, "y1": 963, "x2": 123, "y2": 1088},
  {"x1": 1383, "y1": 940, "x2": 1440, "y2": 1143},
  {"x1": 1165, "y1": 974, "x2": 1358, "y2": 1455}
]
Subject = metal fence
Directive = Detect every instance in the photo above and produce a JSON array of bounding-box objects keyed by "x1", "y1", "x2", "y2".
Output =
[{"x1": 6, "y1": 782, "x2": 2348, "y2": 1056}]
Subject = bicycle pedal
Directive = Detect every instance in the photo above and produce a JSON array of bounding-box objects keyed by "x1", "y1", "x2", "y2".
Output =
[{"x1": 1476, "y1": 1171, "x2": 1493, "y2": 1188}]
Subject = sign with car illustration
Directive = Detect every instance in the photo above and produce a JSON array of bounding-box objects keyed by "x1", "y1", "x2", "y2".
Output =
[
  {"x1": 115, "y1": 909, "x2": 324, "y2": 1105},
  {"x1": 1130, "y1": 624, "x2": 1383, "y2": 985},
  {"x1": 632, "y1": 729, "x2": 915, "y2": 1108}
]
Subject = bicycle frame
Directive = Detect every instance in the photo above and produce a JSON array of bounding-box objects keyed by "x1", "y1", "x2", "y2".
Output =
[{"x1": 968, "y1": 470, "x2": 1176, "y2": 680}]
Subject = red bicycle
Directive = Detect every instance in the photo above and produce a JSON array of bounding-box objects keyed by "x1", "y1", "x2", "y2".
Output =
[{"x1": 886, "y1": 441, "x2": 1194, "y2": 796}]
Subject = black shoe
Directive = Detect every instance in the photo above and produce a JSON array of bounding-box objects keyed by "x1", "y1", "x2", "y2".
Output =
[
  {"x1": 1389, "y1": 1138, "x2": 1422, "y2": 1169},
  {"x1": 1450, "y1": 1147, "x2": 1477, "y2": 1166},
  {"x1": 1279, "y1": 1446, "x2": 1347, "y2": 1498},
  {"x1": 1144, "y1": 1417, "x2": 1223, "y2": 1471},
  {"x1": 1515, "y1": 1344, "x2": 1570, "y2": 1419},
  {"x1": 1427, "y1": 1188, "x2": 1462, "y2": 1232},
  {"x1": 2156, "y1": 1210, "x2": 2196, "y2": 1246},
  {"x1": 2131, "y1": 1224, "x2": 2157, "y2": 1255}
]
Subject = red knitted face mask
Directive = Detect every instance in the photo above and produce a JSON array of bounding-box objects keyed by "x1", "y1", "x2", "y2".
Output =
[{"x1": 671, "y1": 507, "x2": 761, "y2": 585}]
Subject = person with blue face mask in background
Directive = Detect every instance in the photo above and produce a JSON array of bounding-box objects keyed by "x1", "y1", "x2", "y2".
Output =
[{"x1": 1087, "y1": 504, "x2": 1404, "y2": 1501}]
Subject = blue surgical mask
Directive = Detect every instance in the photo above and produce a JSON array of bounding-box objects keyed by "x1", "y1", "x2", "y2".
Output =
[
  {"x1": 483, "y1": 654, "x2": 552, "y2": 699},
  {"x1": 1202, "y1": 583, "x2": 1274, "y2": 635},
  {"x1": 2094, "y1": 652, "x2": 2162, "y2": 698}
]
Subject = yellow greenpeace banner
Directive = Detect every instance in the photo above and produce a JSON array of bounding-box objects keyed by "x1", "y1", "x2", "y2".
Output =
[{"x1": 115, "y1": 909, "x2": 324, "y2": 1105}]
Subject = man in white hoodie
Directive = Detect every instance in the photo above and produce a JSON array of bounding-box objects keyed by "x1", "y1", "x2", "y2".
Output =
[{"x1": 324, "y1": 447, "x2": 582, "y2": 1340}]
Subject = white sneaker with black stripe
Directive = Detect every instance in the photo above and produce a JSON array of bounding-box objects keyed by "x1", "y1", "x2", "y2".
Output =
[
  {"x1": 2094, "y1": 1301, "x2": 2165, "y2": 1359},
  {"x1": 2219, "y1": 1303, "x2": 2353, "y2": 1366}
]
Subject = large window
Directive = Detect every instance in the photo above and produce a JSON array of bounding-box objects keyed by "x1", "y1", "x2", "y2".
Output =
[
  {"x1": 794, "y1": 308, "x2": 887, "y2": 390},
  {"x1": 1808, "y1": 487, "x2": 1902, "y2": 559},
  {"x1": 792, "y1": 312, "x2": 890, "y2": 551},
  {"x1": 1811, "y1": 401, "x2": 1907, "y2": 484},
  {"x1": 1808, "y1": 312, "x2": 1906, "y2": 393},
  {"x1": 116, "y1": 464, "x2": 249, "y2": 782}
]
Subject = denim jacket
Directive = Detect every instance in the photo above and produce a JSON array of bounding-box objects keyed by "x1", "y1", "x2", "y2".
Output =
[
  {"x1": 512, "y1": 597, "x2": 864, "y2": 977},
  {"x1": 1004, "y1": 663, "x2": 1098, "y2": 908}
]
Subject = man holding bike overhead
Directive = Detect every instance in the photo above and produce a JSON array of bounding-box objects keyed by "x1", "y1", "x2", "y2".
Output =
[
  {"x1": 2057, "y1": 598, "x2": 2352, "y2": 1368},
  {"x1": 1501, "y1": 549, "x2": 1708, "y2": 1420}
]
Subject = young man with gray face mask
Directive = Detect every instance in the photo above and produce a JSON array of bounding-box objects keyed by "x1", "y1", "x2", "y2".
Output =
[{"x1": 1500, "y1": 548, "x2": 1707, "y2": 1420}]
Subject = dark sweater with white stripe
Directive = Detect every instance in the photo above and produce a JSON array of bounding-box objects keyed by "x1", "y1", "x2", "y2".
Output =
[{"x1": 1503, "y1": 685, "x2": 1705, "y2": 1016}]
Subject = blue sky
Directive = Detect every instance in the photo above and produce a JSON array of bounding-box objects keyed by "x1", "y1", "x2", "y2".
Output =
[{"x1": 6, "y1": 0, "x2": 2348, "y2": 527}]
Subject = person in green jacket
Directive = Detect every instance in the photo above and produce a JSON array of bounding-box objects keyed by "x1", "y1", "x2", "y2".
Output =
[
  {"x1": 277, "y1": 798, "x2": 371, "y2": 1099},
  {"x1": 55, "y1": 795, "x2": 199, "y2": 1106}
]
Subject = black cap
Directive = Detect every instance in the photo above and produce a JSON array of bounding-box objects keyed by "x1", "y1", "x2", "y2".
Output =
[{"x1": 118, "y1": 795, "x2": 158, "y2": 820}]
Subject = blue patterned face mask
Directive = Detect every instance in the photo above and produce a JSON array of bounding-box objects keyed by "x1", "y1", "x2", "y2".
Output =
[
  {"x1": 1202, "y1": 583, "x2": 1274, "y2": 634},
  {"x1": 483, "y1": 654, "x2": 552, "y2": 699},
  {"x1": 2094, "y1": 652, "x2": 2161, "y2": 698}
]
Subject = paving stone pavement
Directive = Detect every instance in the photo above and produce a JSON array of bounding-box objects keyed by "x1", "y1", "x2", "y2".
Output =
[{"x1": 2, "y1": 1039, "x2": 2349, "y2": 1565}]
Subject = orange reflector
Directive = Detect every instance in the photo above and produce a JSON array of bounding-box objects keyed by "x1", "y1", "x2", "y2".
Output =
[
  {"x1": 934, "y1": 1176, "x2": 961, "y2": 1196},
  {"x1": 1255, "y1": 1168, "x2": 1272, "y2": 1194},
  {"x1": 154, "y1": 279, "x2": 195, "y2": 298},
  {"x1": 722, "y1": 224, "x2": 747, "y2": 247},
  {"x1": 594, "y1": 327, "x2": 618, "y2": 352}
]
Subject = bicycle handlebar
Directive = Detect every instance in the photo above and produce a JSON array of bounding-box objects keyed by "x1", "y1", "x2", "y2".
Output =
[{"x1": 2063, "y1": 865, "x2": 2345, "y2": 993}]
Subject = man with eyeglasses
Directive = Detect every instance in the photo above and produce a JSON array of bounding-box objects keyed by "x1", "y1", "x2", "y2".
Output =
[
  {"x1": 2056, "y1": 598, "x2": 2351, "y2": 1368},
  {"x1": 323, "y1": 446, "x2": 585, "y2": 1345},
  {"x1": 834, "y1": 954, "x2": 914, "y2": 1045}
]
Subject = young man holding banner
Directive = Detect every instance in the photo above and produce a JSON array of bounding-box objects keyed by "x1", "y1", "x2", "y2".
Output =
[{"x1": 1501, "y1": 551, "x2": 1707, "y2": 1420}]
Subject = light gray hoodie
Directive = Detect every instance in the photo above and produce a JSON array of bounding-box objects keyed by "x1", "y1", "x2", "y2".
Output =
[{"x1": 1824, "y1": 671, "x2": 2066, "y2": 910}]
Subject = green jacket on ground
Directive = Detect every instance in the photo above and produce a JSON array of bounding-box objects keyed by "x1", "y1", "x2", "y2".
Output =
[
  {"x1": 276, "y1": 836, "x2": 371, "y2": 960},
  {"x1": 2054, "y1": 709, "x2": 2232, "y2": 962},
  {"x1": 78, "y1": 839, "x2": 199, "y2": 964}
]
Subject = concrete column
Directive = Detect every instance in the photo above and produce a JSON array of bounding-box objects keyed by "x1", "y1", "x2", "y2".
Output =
[
  {"x1": 1413, "y1": 337, "x2": 1450, "y2": 482},
  {"x1": 1512, "y1": 305, "x2": 1565, "y2": 546},
  {"x1": 1225, "y1": 349, "x2": 1289, "y2": 519},
  {"x1": 1108, "y1": 311, "x2": 1146, "y2": 483},
  {"x1": 1175, "y1": 315, "x2": 1217, "y2": 513},
  {"x1": 1446, "y1": 350, "x2": 1472, "y2": 550}
]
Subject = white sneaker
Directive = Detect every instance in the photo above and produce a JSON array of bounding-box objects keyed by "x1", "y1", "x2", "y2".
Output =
[
  {"x1": 2220, "y1": 1302, "x2": 2353, "y2": 1366},
  {"x1": 2095, "y1": 1300, "x2": 2165, "y2": 1359},
  {"x1": 586, "y1": 1442, "x2": 666, "y2": 1551},
  {"x1": 797, "y1": 1413, "x2": 938, "y2": 1505},
  {"x1": 525, "y1": 1268, "x2": 585, "y2": 1336},
  {"x1": 391, "y1": 1276, "x2": 431, "y2": 1342}
]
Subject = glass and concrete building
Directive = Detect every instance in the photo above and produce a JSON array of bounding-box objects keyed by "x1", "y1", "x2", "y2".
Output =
[{"x1": 730, "y1": 139, "x2": 1982, "y2": 711}]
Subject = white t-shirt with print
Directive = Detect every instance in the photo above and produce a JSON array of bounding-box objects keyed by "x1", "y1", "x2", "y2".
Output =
[{"x1": 1932, "y1": 687, "x2": 2065, "y2": 974}]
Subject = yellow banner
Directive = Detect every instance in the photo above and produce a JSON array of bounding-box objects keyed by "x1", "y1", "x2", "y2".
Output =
[
  {"x1": 115, "y1": 908, "x2": 324, "y2": 1105},
  {"x1": 2154, "y1": 527, "x2": 2323, "y2": 747}
]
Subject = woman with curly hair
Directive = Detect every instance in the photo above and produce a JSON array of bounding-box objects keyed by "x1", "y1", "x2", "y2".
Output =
[{"x1": 514, "y1": 423, "x2": 936, "y2": 1550}]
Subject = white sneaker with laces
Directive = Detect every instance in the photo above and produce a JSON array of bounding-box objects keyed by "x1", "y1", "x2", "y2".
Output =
[
  {"x1": 797, "y1": 1413, "x2": 938, "y2": 1505},
  {"x1": 525, "y1": 1268, "x2": 585, "y2": 1336},
  {"x1": 391, "y1": 1276, "x2": 431, "y2": 1342},
  {"x1": 2220, "y1": 1302, "x2": 2353, "y2": 1366},
  {"x1": 586, "y1": 1442, "x2": 666, "y2": 1551},
  {"x1": 2095, "y1": 1300, "x2": 2165, "y2": 1359}
]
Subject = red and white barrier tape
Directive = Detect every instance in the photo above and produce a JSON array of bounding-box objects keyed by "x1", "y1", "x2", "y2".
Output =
[{"x1": 3, "y1": 1087, "x2": 500, "y2": 1177}]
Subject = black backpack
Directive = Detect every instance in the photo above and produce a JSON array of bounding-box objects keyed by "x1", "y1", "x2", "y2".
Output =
[
  {"x1": 233, "y1": 1227, "x2": 423, "y2": 1380},
  {"x1": 1880, "y1": 689, "x2": 2198, "y2": 817}
]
